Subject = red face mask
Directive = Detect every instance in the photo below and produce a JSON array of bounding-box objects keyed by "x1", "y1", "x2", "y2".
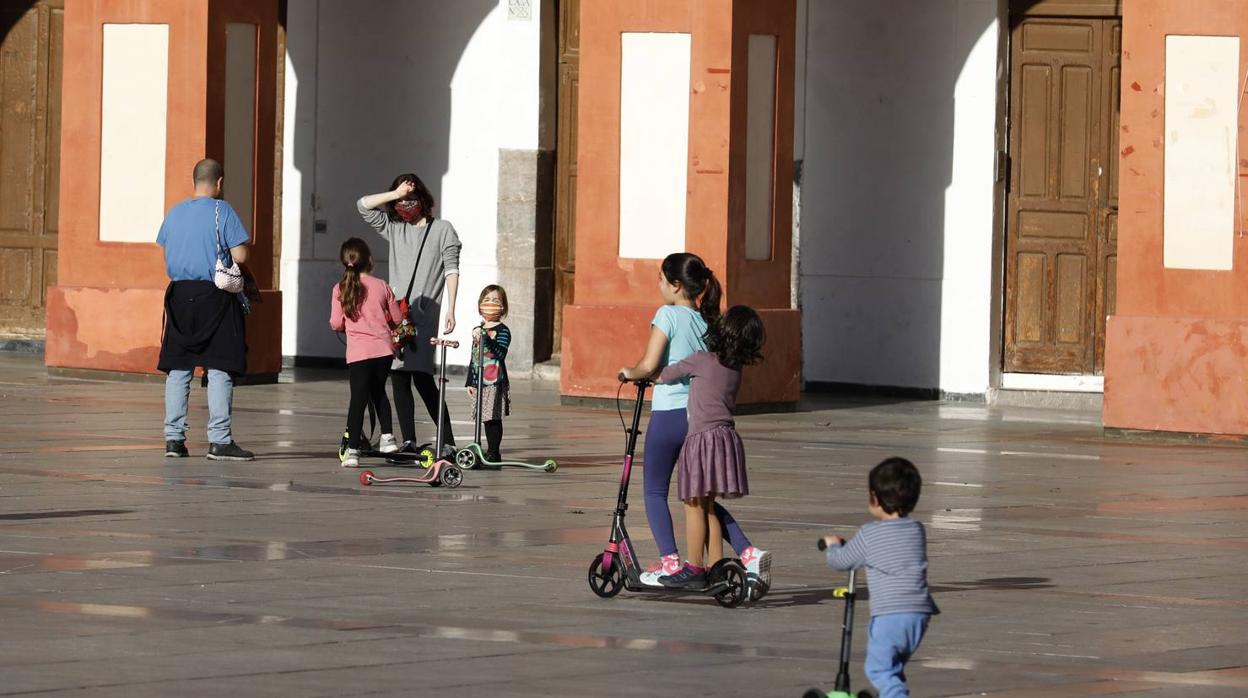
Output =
[{"x1": 394, "y1": 199, "x2": 422, "y2": 223}]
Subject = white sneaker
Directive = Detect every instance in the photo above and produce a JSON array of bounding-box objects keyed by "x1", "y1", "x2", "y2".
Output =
[
  {"x1": 341, "y1": 448, "x2": 361, "y2": 468},
  {"x1": 638, "y1": 553, "x2": 681, "y2": 587},
  {"x1": 378, "y1": 434, "x2": 399, "y2": 453},
  {"x1": 742, "y1": 546, "x2": 772, "y2": 587}
]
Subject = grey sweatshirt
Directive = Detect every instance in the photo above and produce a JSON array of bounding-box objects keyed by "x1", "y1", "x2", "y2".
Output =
[
  {"x1": 826, "y1": 517, "x2": 939, "y2": 617},
  {"x1": 357, "y1": 199, "x2": 462, "y2": 373}
]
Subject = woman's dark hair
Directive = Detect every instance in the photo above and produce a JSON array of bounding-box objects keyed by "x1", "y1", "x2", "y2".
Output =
[
  {"x1": 868, "y1": 457, "x2": 922, "y2": 516},
  {"x1": 478, "y1": 284, "x2": 509, "y2": 319},
  {"x1": 661, "y1": 252, "x2": 722, "y2": 325},
  {"x1": 706, "y1": 305, "x2": 765, "y2": 370},
  {"x1": 385, "y1": 173, "x2": 436, "y2": 223},
  {"x1": 338, "y1": 237, "x2": 374, "y2": 320}
]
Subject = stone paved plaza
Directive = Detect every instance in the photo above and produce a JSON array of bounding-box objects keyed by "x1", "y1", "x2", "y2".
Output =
[{"x1": 0, "y1": 353, "x2": 1245, "y2": 697}]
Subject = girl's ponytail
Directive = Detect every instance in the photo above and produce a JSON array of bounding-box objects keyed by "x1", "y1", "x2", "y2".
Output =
[
  {"x1": 698, "y1": 270, "x2": 722, "y2": 326},
  {"x1": 338, "y1": 238, "x2": 373, "y2": 320},
  {"x1": 661, "y1": 252, "x2": 722, "y2": 325}
]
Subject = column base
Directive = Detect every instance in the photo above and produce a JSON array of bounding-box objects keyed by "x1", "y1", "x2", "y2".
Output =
[
  {"x1": 560, "y1": 304, "x2": 800, "y2": 404},
  {"x1": 1104, "y1": 315, "x2": 1248, "y2": 436},
  {"x1": 45, "y1": 285, "x2": 282, "y2": 377}
]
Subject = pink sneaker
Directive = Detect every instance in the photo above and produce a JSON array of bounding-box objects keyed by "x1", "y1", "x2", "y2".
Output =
[{"x1": 640, "y1": 553, "x2": 681, "y2": 586}]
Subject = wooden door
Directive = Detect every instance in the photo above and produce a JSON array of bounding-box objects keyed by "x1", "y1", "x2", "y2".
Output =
[
  {"x1": 0, "y1": 0, "x2": 63, "y2": 337},
  {"x1": 1004, "y1": 17, "x2": 1120, "y2": 374},
  {"x1": 552, "y1": 0, "x2": 579, "y2": 354}
]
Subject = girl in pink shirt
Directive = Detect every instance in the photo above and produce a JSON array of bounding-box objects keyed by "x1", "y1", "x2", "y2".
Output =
[{"x1": 330, "y1": 238, "x2": 402, "y2": 467}]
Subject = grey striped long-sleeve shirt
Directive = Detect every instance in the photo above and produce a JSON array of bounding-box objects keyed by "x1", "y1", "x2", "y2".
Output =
[{"x1": 826, "y1": 517, "x2": 939, "y2": 617}]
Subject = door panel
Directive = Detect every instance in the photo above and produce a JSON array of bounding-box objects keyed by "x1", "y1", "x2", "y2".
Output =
[
  {"x1": 1004, "y1": 16, "x2": 1119, "y2": 375},
  {"x1": 0, "y1": 1, "x2": 63, "y2": 336},
  {"x1": 552, "y1": 0, "x2": 580, "y2": 353},
  {"x1": 1094, "y1": 20, "x2": 1121, "y2": 373}
]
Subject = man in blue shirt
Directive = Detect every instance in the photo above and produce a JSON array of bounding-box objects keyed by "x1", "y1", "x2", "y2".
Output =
[{"x1": 156, "y1": 159, "x2": 254, "y2": 461}]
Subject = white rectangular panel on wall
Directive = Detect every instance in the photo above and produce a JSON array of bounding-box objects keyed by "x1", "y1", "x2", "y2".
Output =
[
  {"x1": 1163, "y1": 35, "x2": 1239, "y2": 271},
  {"x1": 619, "y1": 32, "x2": 690, "y2": 259},
  {"x1": 98, "y1": 24, "x2": 169, "y2": 243},
  {"x1": 224, "y1": 23, "x2": 258, "y2": 233},
  {"x1": 745, "y1": 34, "x2": 777, "y2": 261}
]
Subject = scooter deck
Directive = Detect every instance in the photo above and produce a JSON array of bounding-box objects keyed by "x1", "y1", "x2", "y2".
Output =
[
  {"x1": 358, "y1": 468, "x2": 461, "y2": 488},
  {"x1": 456, "y1": 443, "x2": 557, "y2": 472},
  {"x1": 623, "y1": 580, "x2": 733, "y2": 596}
]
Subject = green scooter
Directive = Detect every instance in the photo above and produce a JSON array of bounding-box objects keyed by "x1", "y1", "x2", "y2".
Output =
[
  {"x1": 454, "y1": 322, "x2": 557, "y2": 473},
  {"x1": 804, "y1": 538, "x2": 873, "y2": 698}
]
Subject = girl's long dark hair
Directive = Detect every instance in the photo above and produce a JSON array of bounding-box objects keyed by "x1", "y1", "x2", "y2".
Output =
[
  {"x1": 338, "y1": 238, "x2": 373, "y2": 320},
  {"x1": 706, "y1": 305, "x2": 766, "y2": 370},
  {"x1": 385, "y1": 173, "x2": 436, "y2": 223},
  {"x1": 661, "y1": 252, "x2": 722, "y2": 325}
]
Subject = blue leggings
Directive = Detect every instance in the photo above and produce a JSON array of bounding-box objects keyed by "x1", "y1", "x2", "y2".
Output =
[{"x1": 644, "y1": 408, "x2": 751, "y2": 558}]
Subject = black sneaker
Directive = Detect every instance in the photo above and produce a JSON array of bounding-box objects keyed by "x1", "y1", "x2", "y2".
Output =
[
  {"x1": 659, "y1": 563, "x2": 708, "y2": 590},
  {"x1": 206, "y1": 441, "x2": 255, "y2": 461},
  {"x1": 164, "y1": 440, "x2": 189, "y2": 458},
  {"x1": 479, "y1": 450, "x2": 503, "y2": 470}
]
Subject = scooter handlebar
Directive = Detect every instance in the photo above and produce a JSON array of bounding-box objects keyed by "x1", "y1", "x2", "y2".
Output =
[
  {"x1": 816, "y1": 538, "x2": 828, "y2": 551},
  {"x1": 617, "y1": 372, "x2": 653, "y2": 387},
  {"x1": 429, "y1": 338, "x2": 460, "y2": 349}
]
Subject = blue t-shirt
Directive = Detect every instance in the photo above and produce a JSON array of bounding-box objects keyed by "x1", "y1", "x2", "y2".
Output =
[
  {"x1": 156, "y1": 197, "x2": 250, "y2": 282},
  {"x1": 651, "y1": 304, "x2": 708, "y2": 411}
]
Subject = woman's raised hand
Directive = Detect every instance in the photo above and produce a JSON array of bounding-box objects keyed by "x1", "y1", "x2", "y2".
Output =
[{"x1": 394, "y1": 180, "x2": 416, "y2": 198}]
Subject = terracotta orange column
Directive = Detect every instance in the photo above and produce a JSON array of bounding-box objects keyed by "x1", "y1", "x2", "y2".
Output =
[
  {"x1": 562, "y1": 0, "x2": 800, "y2": 404},
  {"x1": 45, "y1": 0, "x2": 281, "y2": 379},
  {"x1": 1105, "y1": 0, "x2": 1248, "y2": 435}
]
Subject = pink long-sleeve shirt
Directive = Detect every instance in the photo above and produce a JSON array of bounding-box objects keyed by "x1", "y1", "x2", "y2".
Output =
[{"x1": 329, "y1": 274, "x2": 402, "y2": 364}]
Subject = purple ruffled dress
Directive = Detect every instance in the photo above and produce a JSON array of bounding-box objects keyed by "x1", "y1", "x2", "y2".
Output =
[
  {"x1": 678, "y1": 424, "x2": 748, "y2": 500},
  {"x1": 658, "y1": 351, "x2": 749, "y2": 501}
]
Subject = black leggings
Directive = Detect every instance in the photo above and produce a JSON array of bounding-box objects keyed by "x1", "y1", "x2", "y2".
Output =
[
  {"x1": 484, "y1": 419, "x2": 503, "y2": 457},
  {"x1": 346, "y1": 357, "x2": 393, "y2": 449},
  {"x1": 392, "y1": 370, "x2": 454, "y2": 448}
]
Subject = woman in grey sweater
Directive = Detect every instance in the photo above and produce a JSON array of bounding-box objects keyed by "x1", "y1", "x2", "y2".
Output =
[{"x1": 358, "y1": 174, "x2": 462, "y2": 457}]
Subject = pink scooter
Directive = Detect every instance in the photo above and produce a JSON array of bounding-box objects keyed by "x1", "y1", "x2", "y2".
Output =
[{"x1": 360, "y1": 337, "x2": 465, "y2": 489}]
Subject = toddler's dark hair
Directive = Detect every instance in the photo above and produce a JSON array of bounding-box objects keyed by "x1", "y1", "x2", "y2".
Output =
[
  {"x1": 869, "y1": 457, "x2": 922, "y2": 516},
  {"x1": 706, "y1": 305, "x2": 765, "y2": 370}
]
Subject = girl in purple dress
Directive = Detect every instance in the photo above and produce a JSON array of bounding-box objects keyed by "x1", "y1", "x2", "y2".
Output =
[{"x1": 655, "y1": 305, "x2": 766, "y2": 589}]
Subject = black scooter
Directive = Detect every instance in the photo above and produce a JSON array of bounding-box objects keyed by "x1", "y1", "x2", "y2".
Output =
[
  {"x1": 803, "y1": 539, "x2": 872, "y2": 698},
  {"x1": 586, "y1": 376, "x2": 750, "y2": 608}
]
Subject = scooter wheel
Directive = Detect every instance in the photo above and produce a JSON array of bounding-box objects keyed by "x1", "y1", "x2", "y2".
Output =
[
  {"x1": 418, "y1": 449, "x2": 435, "y2": 469},
  {"x1": 748, "y1": 578, "x2": 771, "y2": 602},
  {"x1": 709, "y1": 559, "x2": 748, "y2": 608},
  {"x1": 801, "y1": 691, "x2": 829, "y2": 698},
  {"x1": 440, "y1": 465, "x2": 464, "y2": 489},
  {"x1": 359, "y1": 470, "x2": 374, "y2": 486},
  {"x1": 587, "y1": 553, "x2": 624, "y2": 598},
  {"x1": 455, "y1": 448, "x2": 478, "y2": 469},
  {"x1": 543, "y1": 460, "x2": 558, "y2": 473}
]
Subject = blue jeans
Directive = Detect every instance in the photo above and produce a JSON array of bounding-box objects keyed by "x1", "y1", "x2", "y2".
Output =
[
  {"x1": 165, "y1": 369, "x2": 233, "y2": 445},
  {"x1": 643, "y1": 408, "x2": 751, "y2": 558},
  {"x1": 866, "y1": 613, "x2": 930, "y2": 698}
]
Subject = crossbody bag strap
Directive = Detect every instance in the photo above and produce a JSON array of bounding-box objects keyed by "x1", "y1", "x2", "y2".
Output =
[
  {"x1": 401, "y1": 217, "x2": 434, "y2": 303},
  {"x1": 214, "y1": 200, "x2": 223, "y2": 261}
]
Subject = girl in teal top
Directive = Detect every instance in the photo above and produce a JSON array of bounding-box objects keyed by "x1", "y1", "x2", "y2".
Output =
[{"x1": 619, "y1": 253, "x2": 772, "y2": 592}]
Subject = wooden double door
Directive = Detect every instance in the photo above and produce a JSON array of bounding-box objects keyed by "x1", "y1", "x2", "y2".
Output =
[
  {"x1": 0, "y1": 0, "x2": 63, "y2": 337},
  {"x1": 1004, "y1": 16, "x2": 1121, "y2": 375}
]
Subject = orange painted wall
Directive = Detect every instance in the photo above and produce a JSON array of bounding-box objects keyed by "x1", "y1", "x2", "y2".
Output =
[
  {"x1": 562, "y1": 0, "x2": 800, "y2": 402},
  {"x1": 46, "y1": 0, "x2": 282, "y2": 377},
  {"x1": 1104, "y1": 0, "x2": 1248, "y2": 434}
]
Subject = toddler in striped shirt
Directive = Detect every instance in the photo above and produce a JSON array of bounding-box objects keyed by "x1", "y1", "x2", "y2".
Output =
[{"x1": 823, "y1": 457, "x2": 938, "y2": 698}]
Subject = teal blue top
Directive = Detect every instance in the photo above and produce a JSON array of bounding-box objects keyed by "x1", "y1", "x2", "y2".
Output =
[{"x1": 650, "y1": 304, "x2": 708, "y2": 411}]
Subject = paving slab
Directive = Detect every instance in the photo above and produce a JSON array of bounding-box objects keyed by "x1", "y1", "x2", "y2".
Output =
[{"x1": 0, "y1": 353, "x2": 1245, "y2": 696}]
